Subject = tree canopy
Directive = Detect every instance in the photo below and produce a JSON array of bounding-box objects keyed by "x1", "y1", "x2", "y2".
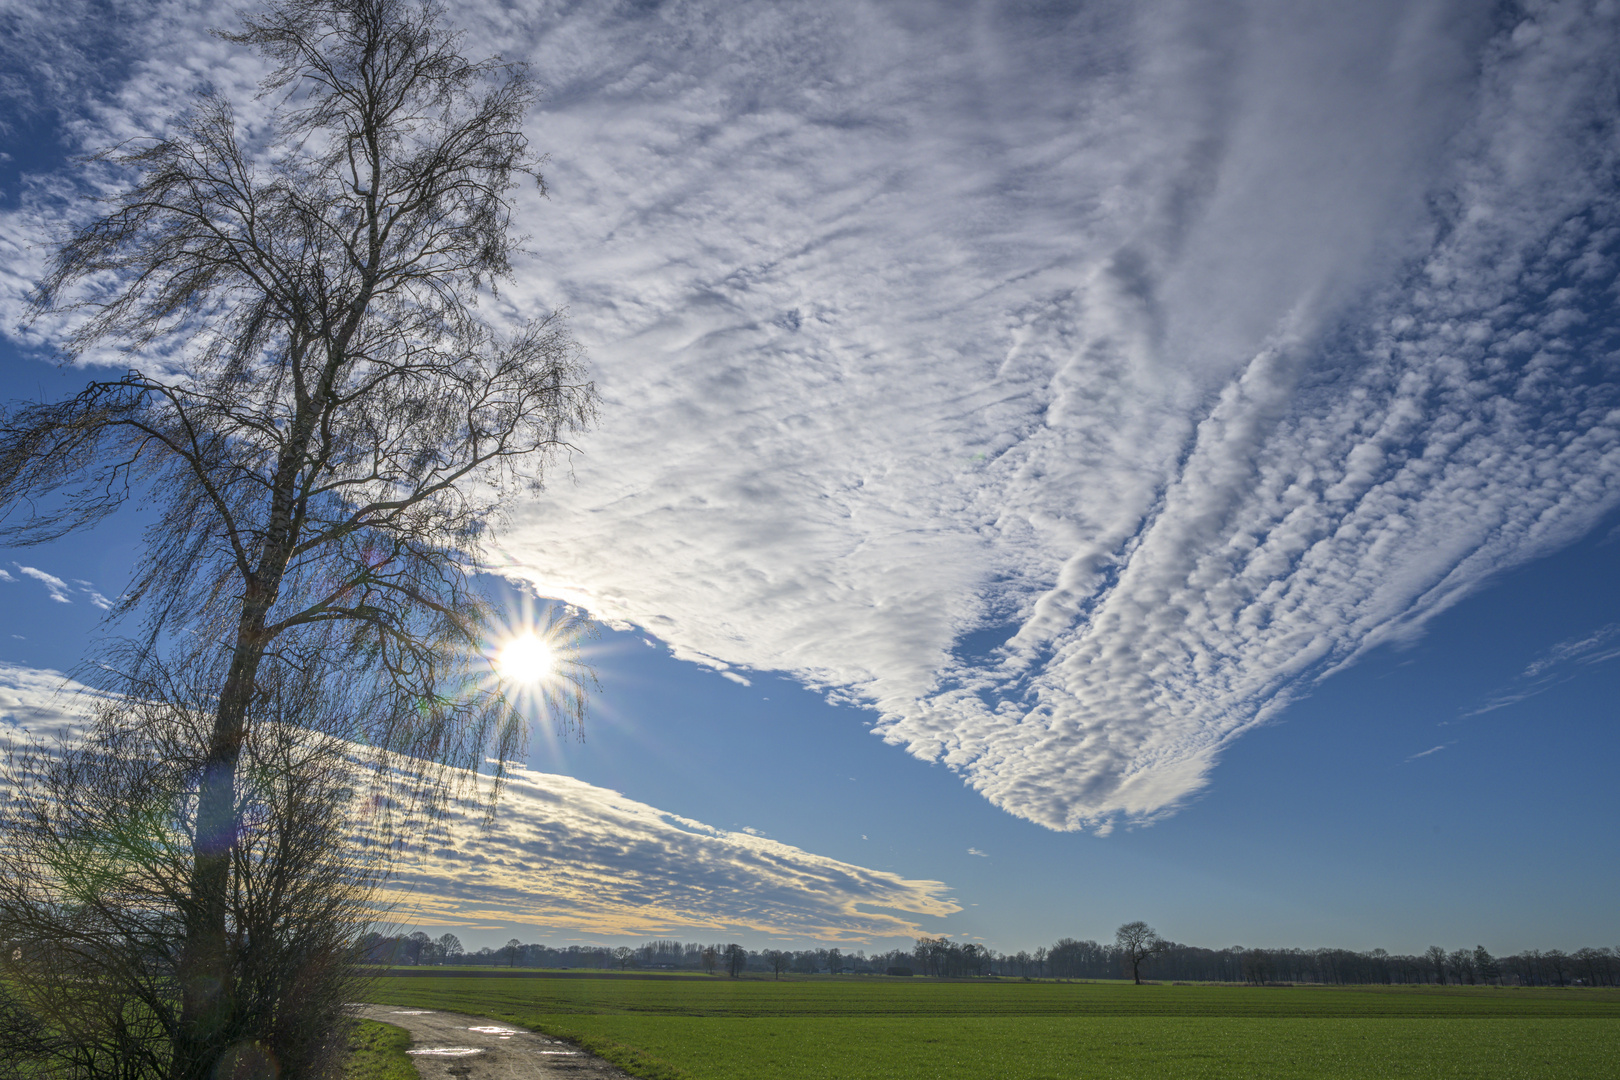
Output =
[{"x1": 0, "y1": 1, "x2": 596, "y2": 1076}]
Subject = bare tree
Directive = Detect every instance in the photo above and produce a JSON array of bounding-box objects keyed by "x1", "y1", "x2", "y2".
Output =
[
  {"x1": 765, "y1": 950, "x2": 790, "y2": 979},
  {"x1": 1573, "y1": 946, "x2": 1609, "y2": 987},
  {"x1": 1425, "y1": 945, "x2": 1448, "y2": 985},
  {"x1": 1, "y1": 0, "x2": 595, "y2": 1076},
  {"x1": 1115, "y1": 921, "x2": 1164, "y2": 985},
  {"x1": 1544, "y1": 949, "x2": 1571, "y2": 987},
  {"x1": 612, "y1": 946, "x2": 634, "y2": 971},
  {"x1": 701, "y1": 946, "x2": 719, "y2": 976},
  {"x1": 0, "y1": 649, "x2": 385, "y2": 1079},
  {"x1": 1473, "y1": 945, "x2": 1499, "y2": 985},
  {"x1": 724, "y1": 943, "x2": 748, "y2": 978}
]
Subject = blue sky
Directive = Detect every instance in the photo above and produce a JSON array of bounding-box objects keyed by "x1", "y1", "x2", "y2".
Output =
[{"x1": 3, "y1": 0, "x2": 1619, "y2": 956}]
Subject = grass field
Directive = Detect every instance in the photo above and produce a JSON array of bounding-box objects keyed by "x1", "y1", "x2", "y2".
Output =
[
  {"x1": 365, "y1": 975, "x2": 1620, "y2": 1079},
  {"x1": 341, "y1": 1019, "x2": 417, "y2": 1080}
]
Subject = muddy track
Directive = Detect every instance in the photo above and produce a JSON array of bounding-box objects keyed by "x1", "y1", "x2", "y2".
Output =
[{"x1": 355, "y1": 1005, "x2": 638, "y2": 1080}]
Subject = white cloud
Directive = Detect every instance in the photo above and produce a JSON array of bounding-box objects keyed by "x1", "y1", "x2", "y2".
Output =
[
  {"x1": 1463, "y1": 622, "x2": 1620, "y2": 715},
  {"x1": 1523, "y1": 623, "x2": 1620, "y2": 678},
  {"x1": 15, "y1": 564, "x2": 71, "y2": 603},
  {"x1": 387, "y1": 768, "x2": 956, "y2": 942},
  {"x1": 71, "y1": 580, "x2": 115, "y2": 610},
  {"x1": 966, "y1": 848, "x2": 987, "y2": 858},
  {"x1": 491, "y1": 0, "x2": 1620, "y2": 830},
  {"x1": 0, "y1": 663, "x2": 957, "y2": 942},
  {"x1": 0, "y1": 662, "x2": 94, "y2": 743},
  {"x1": 5, "y1": 0, "x2": 1620, "y2": 832}
]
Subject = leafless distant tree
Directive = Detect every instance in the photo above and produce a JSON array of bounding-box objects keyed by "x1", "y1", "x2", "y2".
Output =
[
  {"x1": 1473, "y1": 945, "x2": 1500, "y2": 984},
  {"x1": 1115, "y1": 921, "x2": 1165, "y2": 985},
  {"x1": 0, "y1": 0, "x2": 596, "y2": 1076},
  {"x1": 1544, "y1": 949, "x2": 1571, "y2": 987},
  {"x1": 434, "y1": 932, "x2": 464, "y2": 965}
]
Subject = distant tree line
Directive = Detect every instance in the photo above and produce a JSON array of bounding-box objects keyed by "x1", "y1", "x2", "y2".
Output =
[{"x1": 359, "y1": 930, "x2": 1620, "y2": 987}]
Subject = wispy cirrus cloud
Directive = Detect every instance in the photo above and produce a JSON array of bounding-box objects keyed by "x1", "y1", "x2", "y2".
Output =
[
  {"x1": 0, "y1": 663, "x2": 957, "y2": 942},
  {"x1": 15, "y1": 564, "x2": 71, "y2": 603},
  {"x1": 72, "y1": 579, "x2": 114, "y2": 610},
  {"x1": 5, "y1": 564, "x2": 113, "y2": 607},
  {"x1": 6, "y1": 0, "x2": 1620, "y2": 834},
  {"x1": 1522, "y1": 624, "x2": 1620, "y2": 679},
  {"x1": 1464, "y1": 622, "x2": 1620, "y2": 716}
]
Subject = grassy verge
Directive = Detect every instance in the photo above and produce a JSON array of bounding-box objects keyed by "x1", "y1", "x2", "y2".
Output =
[
  {"x1": 361, "y1": 976, "x2": 1620, "y2": 1080},
  {"x1": 340, "y1": 1019, "x2": 416, "y2": 1080}
]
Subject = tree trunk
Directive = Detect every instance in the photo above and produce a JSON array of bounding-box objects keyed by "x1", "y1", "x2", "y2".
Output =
[
  {"x1": 172, "y1": 602, "x2": 270, "y2": 1080},
  {"x1": 171, "y1": 351, "x2": 336, "y2": 1074}
]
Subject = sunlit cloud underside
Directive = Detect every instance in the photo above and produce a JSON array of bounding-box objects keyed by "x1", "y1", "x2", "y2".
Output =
[
  {"x1": 0, "y1": 665, "x2": 958, "y2": 942},
  {"x1": 6, "y1": 1, "x2": 1620, "y2": 832},
  {"x1": 388, "y1": 767, "x2": 957, "y2": 942}
]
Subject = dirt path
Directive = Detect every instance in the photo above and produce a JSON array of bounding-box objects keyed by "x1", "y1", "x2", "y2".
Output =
[{"x1": 355, "y1": 1005, "x2": 638, "y2": 1080}]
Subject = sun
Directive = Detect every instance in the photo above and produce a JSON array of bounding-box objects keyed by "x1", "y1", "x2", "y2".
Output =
[{"x1": 497, "y1": 631, "x2": 554, "y2": 685}]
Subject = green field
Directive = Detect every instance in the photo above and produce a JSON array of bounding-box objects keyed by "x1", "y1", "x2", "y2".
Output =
[
  {"x1": 366, "y1": 975, "x2": 1620, "y2": 1079},
  {"x1": 341, "y1": 1019, "x2": 417, "y2": 1080}
]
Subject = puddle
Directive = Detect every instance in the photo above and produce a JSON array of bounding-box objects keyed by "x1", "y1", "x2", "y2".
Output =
[
  {"x1": 392, "y1": 1010, "x2": 435, "y2": 1015},
  {"x1": 407, "y1": 1048, "x2": 482, "y2": 1057},
  {"x1": 468, "y1": 1026, "x2": 521, "y2": 1035},
  {"x1": 539, "y1": 1051, "x2": 580, "y2": 1056}
]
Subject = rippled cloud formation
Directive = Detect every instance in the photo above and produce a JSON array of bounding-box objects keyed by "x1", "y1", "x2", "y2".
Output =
[
  {"x1": 0, "y1": 664, "x2": 957, "y2": 941},
  {"x1": 6, "y1": 0, "x2": 1620, "y2": 831},
  {"x1": 389, "y1": 767, "x2": 958, "y2": 941}
]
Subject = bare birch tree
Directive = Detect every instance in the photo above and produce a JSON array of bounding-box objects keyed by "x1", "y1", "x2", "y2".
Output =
[
  {"x1": 0, "y1": 0, "x2": 595, "y2": 1075},
  {"x1": 1, "y1": 647, "x2": 387, "y2": 1079}
]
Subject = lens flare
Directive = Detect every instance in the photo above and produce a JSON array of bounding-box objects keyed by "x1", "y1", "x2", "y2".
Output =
[{"x1": 497, "y1": 632, "x2": 554, "y2": 684}]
